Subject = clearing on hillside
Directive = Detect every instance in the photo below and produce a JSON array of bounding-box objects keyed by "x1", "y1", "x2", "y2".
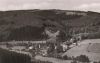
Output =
[{"x1": 62, "y1": 39, "x2": 100, "y2": 62}]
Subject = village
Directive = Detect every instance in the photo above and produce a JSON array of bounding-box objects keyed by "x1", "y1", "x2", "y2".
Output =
[
  {"x1": 0, "y1": 0, "x2": 100, "y2": 62},
  {"x1": 0, "y1": 26, "x2": 83, "y2": 60}
]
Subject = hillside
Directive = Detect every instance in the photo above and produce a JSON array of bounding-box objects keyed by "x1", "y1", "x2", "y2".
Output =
[
  {"x1": 62, "y1": 39, "x2": 100, "y2": 62},
  {"x1": 0, "y1": 9, "x2": 100, "y2": 41}
]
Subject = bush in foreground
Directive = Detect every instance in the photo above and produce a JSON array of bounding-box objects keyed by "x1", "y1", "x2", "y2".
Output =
[{"x1": 75, "y1": 55, "x2": 90, "y2": 62}]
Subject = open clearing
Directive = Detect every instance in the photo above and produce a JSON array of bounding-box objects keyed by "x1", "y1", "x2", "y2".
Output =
[{"x1": 62, "y1": 39, "x2": 100, "y2": 62}]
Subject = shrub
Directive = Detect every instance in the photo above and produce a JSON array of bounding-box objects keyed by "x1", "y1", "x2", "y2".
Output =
[
  {"x1": 62, "y1": 55, "x2": 73, "y2": 60},
  {"x1": 62, "y1": 55, "x2": 69, "y2": 60},
  {"x1": 75, "y1": 55, "x2": 90, "y2": 62}
]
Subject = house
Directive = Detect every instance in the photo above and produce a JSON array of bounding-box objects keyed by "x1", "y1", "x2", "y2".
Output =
[{"x1": 61, "y1": 43, "x2": 68, "y2": 51}]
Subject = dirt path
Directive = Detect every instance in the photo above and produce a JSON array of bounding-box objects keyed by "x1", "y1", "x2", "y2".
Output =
[{"x1": 35, "y1": 55, "x2": 71, "y2": 63}]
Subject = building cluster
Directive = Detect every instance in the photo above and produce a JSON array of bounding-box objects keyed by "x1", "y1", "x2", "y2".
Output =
[{"x1": 0, "y1": 26, "x2": 83, "y2": 59}]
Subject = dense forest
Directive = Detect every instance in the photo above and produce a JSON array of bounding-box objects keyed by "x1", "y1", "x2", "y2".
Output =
[
  {"x1": 0, "y1": 48, "x2": 31, "y2": 63},
  {"x1": 0, "y1": 10, "x2": 100, "y2": 41}
]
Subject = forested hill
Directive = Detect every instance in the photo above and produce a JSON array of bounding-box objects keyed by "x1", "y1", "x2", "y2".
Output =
[{"x1": 0, "y1": 9, "x2": 100, "y2": 41}]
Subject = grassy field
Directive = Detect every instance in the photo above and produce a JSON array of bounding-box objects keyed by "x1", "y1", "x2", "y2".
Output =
[
  {"x1": 87, "y1": 43, "x2": 100, "y2": 53},
  {"x1": 62, "y1": 39, "x2": 100, "y2": 62}
]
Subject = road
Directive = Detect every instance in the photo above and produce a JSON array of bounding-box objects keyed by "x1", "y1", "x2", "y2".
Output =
[{"x1": 34, "y1": 55, "x2": 71, "y2": 63}]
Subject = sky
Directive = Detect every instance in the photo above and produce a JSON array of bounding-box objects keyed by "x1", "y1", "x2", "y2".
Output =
[{"x1": 0, "y1": 0, "x2": 100, "y2": 12}]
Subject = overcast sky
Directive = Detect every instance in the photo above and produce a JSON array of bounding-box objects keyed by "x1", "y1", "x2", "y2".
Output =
[{"x1": 0, "y1": 0, "x2": 100, "y2": 12}]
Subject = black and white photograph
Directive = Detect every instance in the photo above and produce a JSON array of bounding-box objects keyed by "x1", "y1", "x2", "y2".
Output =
[{"x1": 0, "y1": 0, "x2": 100, "y2": 63}]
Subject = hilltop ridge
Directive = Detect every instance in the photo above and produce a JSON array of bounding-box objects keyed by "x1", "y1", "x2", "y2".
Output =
[{"x1": 0, "y1": 9, "x2": 100, "y2": 41}]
